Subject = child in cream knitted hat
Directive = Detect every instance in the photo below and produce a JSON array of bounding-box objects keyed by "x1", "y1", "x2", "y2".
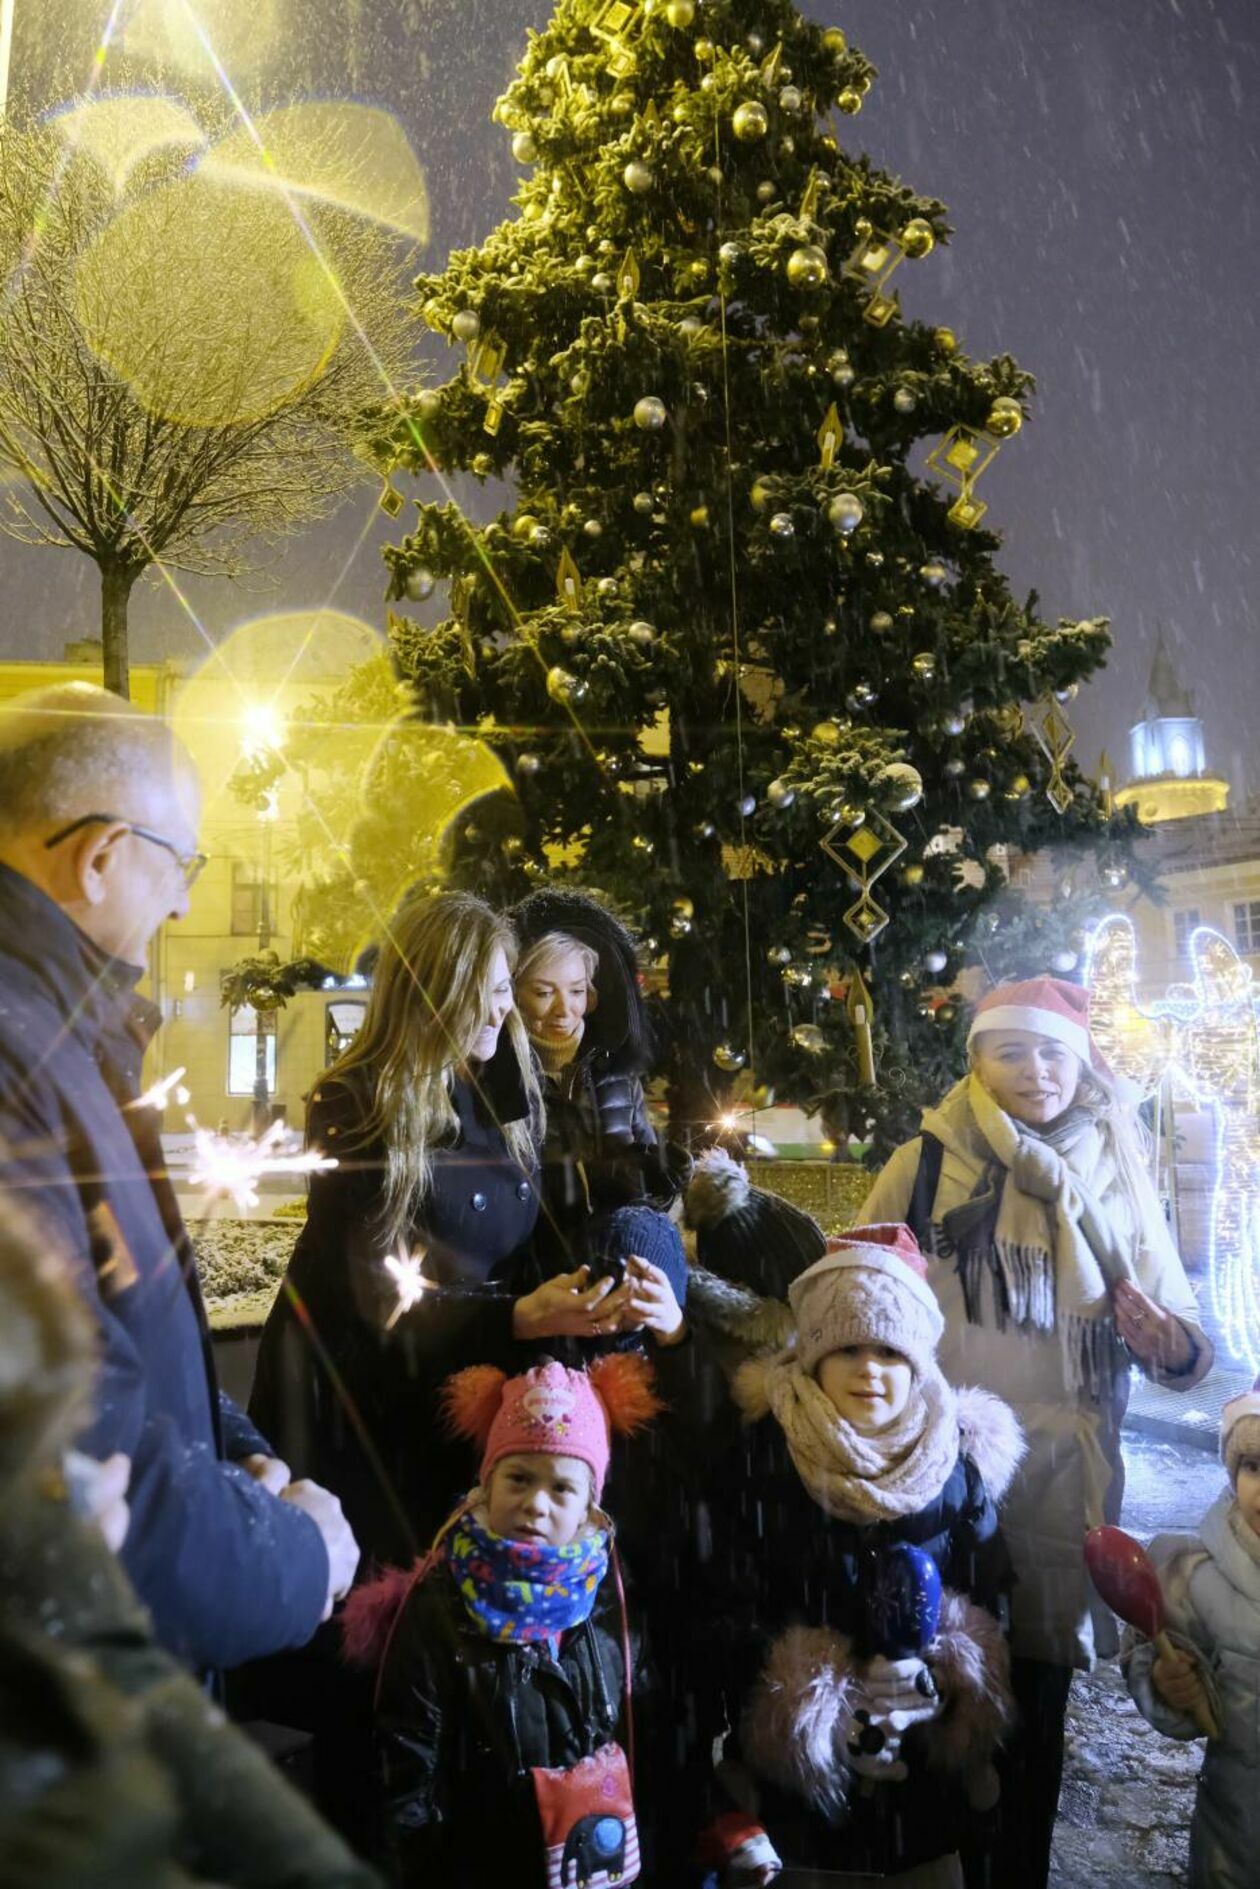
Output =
[
  {"x1": 701, "y1": 1225, "x2": 1024, "y2": 1888},
  {"x1": 1125, "y1": 1376, "x2": 1260, "y2": 1889}
]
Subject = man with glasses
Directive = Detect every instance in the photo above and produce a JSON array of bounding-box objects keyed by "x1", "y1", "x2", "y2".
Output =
[{"x1": 0, "y1": 682, "x2": 358, "y2": 1675}]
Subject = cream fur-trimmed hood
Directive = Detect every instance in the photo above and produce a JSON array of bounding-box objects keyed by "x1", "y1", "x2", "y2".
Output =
[{"x1": 955, "y1": 1385, "x2": 1026, "y2": 1504}]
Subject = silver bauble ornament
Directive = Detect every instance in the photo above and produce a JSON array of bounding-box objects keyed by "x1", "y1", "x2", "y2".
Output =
[
  {"x1": 879, "y1": 762, "x2": 923, "y2": 811},
  {"x1": 920, "y1": 559, "x2": 948, "y2": 588},
  {"x1": 511, "y1": 131, "x2": 538, "y2": 163},
  {"x1": 767, "y1": 778, "x2": 796, "y2": 810},
  {"x1": 712, "y1": 1042, "x2": 747, "y2": 1072},
  {"x1": 966, "y1": 778, "x2": 991, "y2": 801},
  {"x1": 623, "y1": 159, "x2": 654, "y2": 193},
  {"x1": 893, "y1": 386, "x2": 917, "y2": 414},
  {"x1": 779, "y1": 84, "x2": 803, "y2": 113},
  {"x1": 767, "y1": 944, "x2": 793, "y2": 966},
  {"x1": 912, "y1": 652, "x2": 937, "y2": 681},
  {"x1": 828, "y1": 491, "x2": 864, "y2": 533},
  {"x1": 546, "y1": 666, "x2": 587, "y2": 705},
  {"x1": 633, "y1": 395, "x2": 668, "y2": 430},
  {"x1": 404, "y1": 567, "x2": 435, "y2": 601},
  {"x1": 924, "y1": 949, "x2": 948, "y2": 974},
  {"x1": 791, "y1": 1024, "x2": 826, "y2": 1054},
  {"x1": 769, "y1": 512, "x2": 795, "y2": 539},
  {"x1": 451, "y1": 309, "x2": 481, "y2": 343},
  {"x1": 628, "y1": 620, "x2": 655, "y2": 646}
]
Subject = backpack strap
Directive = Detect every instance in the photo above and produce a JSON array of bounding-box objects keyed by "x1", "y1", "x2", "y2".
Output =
[{"x1": 905, "y1": 1133, "x2": 944, "y2": 1251}]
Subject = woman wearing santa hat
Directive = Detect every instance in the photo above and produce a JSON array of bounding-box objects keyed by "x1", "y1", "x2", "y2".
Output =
[{"x1": 859, "y1": 974, "x2": 1211, "y2": 1888}]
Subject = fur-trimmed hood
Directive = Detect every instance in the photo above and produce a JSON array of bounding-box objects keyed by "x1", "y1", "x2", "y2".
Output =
[
  {"x1": 955, "y1": 1385, "x2": 1026, "y2": 1505},
  {"x1": 511, "y1": 887, "x2": 652, "y2": 1071},
  {"x1": 740, "y1": 1589, "x2": 1013, "y2": 1818},
  {"x1": 686, "y1": 1263, "x2": 794, "y2": 1358}
]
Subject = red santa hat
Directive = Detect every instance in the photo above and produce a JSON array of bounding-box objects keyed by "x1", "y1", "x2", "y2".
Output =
[{"x1": 966, "y1": 976, "x2": 1101, "y2": 1069}]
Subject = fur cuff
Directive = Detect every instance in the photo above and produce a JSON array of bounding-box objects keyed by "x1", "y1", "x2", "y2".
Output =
[
  {"x1": 730, "y1": 1354, "x2": 775, "y2": 1422},
  {"x1": 685, "y1": 1148, "x2": 751, "y2": 1227},
  {"x1": 954, "y1": 1386, "x2": 1025, "y2": 1504},
  {"x1": 740, "y1": 1625, "x2": 858, "y2": 1820},
  {"x1": 919, "y1": 1588, "x2": 1014, "y2": 1775},
  {"x1": 688, "y1": 1266, "x2": 794, "y2": 1357}
]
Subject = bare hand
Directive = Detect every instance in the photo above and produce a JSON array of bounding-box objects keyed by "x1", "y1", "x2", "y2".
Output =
[
  {"x1": 240, "y1": 1452, "x2": 291, "y2": 1496},
  {"x1": 282, "y1": 1479, "x2": 359, "y2": 1618},
  {"x1": 1114, "y1": 1279, "x2": 1194, "y2": 1371},
  {"x1": 618, "y1": 1256, "x2": 685, "y2": 1344},
  {"x1": 64, "y1": 1448, "x2": 131, "y2": 1554},
  {"x1": 1152, "y1": 1646, "x2": 1209, "y2": 1717},
  {"x1": 512, "y1": 1267, "x2": 633, "y2": 1342}
]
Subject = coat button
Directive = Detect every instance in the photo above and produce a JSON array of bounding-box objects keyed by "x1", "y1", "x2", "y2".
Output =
[
  {"x1": 516, "y1": 1180, "x2": 531, "y2": 1201},
  {"x1": 471, "y1": 1192, "x2": 487, "y2": 1212}
]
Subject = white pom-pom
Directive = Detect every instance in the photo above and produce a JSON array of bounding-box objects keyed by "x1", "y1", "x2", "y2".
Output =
[{"x1": 685, "y1": 1147, "x2": 751, "y2": 1228}]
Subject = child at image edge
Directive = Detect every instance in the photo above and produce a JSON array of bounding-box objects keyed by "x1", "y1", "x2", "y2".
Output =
[
  {"x1": 342, "y1": 1353, "x2": 657, "y2": 1889},
  {"x1": 1125, "y1": 1371, "x2": 1260, "y2": 1889},
  {"x1": 706, "y1": 1223, "x2": 1025, "y2": 1889}
]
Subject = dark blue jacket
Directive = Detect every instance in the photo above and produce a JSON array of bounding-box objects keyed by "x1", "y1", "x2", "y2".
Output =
[{"x1": 0, "y1": 864, "x2": 328, "y2": 1672}]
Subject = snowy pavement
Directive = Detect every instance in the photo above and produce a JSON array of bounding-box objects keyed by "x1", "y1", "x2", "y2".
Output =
[{"x1": 1051, "y1": 1433, "x2": 1224, "y2": 1888}]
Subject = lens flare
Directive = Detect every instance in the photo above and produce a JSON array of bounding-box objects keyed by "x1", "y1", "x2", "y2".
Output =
[
  {"x1": 49, "y1": 94, "x2": 206, "y2": 192},
  {"x1": 73, "y1": 172, "x2": 346, "y2": 426},
  {"x1": 203, "y1": 102, "x2": 429, "y2": 247},
  {"x1": 122, "y1": 0, "x2": 286, "y2": 84}
]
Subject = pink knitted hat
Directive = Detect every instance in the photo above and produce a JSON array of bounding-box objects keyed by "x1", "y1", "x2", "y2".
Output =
[
  {"x1": 1221, "y1": 1375, "x2": 1260, "y2": 1483},
  {"x1": 789, "y1": 1223, "x2": 944, "y2": 1378},
  {"x1": 443, "y1": 1355, "x2": 660, "y2": 1500},
  {"x1": 967, "y1": 975, "x2": 1104, "y2": 1070}
]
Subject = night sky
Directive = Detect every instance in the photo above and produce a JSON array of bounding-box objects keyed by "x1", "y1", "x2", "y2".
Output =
[{"x1": 3, "y1": 0, "x2": 1257, "y2": 794}]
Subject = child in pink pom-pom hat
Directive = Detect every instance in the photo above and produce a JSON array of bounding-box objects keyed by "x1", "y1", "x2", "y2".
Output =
[{"x1": 341, "y1": 1355, "x2": 660, "y2": 1889}]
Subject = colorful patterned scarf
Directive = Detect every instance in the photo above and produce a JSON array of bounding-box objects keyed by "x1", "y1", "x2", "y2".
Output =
[{"x1": 444, "y1": 1506, "x2": 610, "y2": 1645}]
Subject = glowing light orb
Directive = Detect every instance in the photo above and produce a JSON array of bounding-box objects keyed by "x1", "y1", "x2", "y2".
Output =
[
  {"x1": 49, "y1": 95, "x2": 206, "y2": 193},
  {"x1": 203, "y1": 103, "x2": 429, "y2": 247},
  {"x1": 74, "y1": 173, "x2": 346, "y2": 426}
]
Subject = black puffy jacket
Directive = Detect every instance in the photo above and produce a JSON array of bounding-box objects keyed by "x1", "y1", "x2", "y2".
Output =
[{"x1": 374, "y1": 1562, "x2": 646, "y2": 1889}]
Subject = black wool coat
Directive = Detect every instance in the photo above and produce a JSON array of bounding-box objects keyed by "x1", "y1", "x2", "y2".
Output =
[{"x1": 249, "y1": 1053, "x2": 542, "y2": 1567}]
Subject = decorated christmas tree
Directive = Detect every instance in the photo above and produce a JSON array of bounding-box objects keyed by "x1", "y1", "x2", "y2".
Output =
[{"x1": 369, "y1": 0, "x2": 1143, "y2": 1153}]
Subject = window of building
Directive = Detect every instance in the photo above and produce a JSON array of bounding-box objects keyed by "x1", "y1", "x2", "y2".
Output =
[
  {"x1": 230, "y1": 863, "x2": 279, "y2": 937},
  {"x1": 1173, "y1": 909, "x2": 1201, "y2": 961},
  {"x1": 227, "y1": 1006, "x2": 277, "y2": 1095},
  {"x1": 325, "y1": 1000, "x2": 367, "y2": 1063},
  {"x1": 1234, "y1": 903, "x2": 1260, "y2": 956}
]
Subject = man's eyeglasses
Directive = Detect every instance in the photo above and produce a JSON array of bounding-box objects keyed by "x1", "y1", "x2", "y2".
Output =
[{"x1": 44, "y1": 813, "x2": 208, "y2": 889}]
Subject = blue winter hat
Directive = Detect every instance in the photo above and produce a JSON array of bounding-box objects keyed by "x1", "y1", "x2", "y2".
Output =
[{"x1": 593, "y1": 1204, "x2": 689, "y2": 1309}]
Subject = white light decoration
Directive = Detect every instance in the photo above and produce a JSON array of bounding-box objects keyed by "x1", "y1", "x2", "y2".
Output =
[
  {"x1": 1085, "y1": 913, "x2": 1260, "y2": 1367},
  {"x1": 189, "y1": 1119, "x2": 337, "y2": 1214}
]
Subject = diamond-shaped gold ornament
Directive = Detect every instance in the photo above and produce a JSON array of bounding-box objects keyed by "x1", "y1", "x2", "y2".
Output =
[
  {"x1": 821, "y1": 808, "x2": 907, "y2": 888},
  {"x1": 1033, "y1": 696, "x2": 1076, "y2": 816},
  {"x1": 844, "y1": 892, "x2": 891, "y2": 944}
]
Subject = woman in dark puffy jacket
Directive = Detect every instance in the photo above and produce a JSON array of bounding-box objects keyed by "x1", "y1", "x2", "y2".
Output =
[{"x1": 511, "y1": 888, "x2": 686, "y2": 1303}]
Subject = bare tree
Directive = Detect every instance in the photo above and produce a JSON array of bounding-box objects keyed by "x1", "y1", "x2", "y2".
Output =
[{"x1": 0, "y1": 116, "x2": 415, "y2": 696}]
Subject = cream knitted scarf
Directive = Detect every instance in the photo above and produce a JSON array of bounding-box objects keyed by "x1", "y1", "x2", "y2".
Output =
[
  {"x1": 743, "y1": 1352, "x2": 962, "y2": 1523},
  {"x1": 922, "y1": 1075, "x2": 1135, "y2": 1395}
]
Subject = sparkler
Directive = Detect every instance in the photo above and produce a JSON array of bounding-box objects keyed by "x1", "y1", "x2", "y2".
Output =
[
  {"x1": 189, "y1": 1118, "x2": 336, "y2": 1214},
  {"x1": 130, "y1": 1065, "x2": 191, "y2": 1112},
  {"x1": 383, "y1": 1245, "x2": 431, "y2": 1328}
]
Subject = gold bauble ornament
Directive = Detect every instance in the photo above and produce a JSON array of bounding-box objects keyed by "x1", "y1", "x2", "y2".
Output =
[
  {"x1": 404, "y1": 567, "x2": 434, "y2": 601},
  {"x1": 935, "y1": 326, "x2": 958, "y2": 354},
  {"x1": 623, "y1": 159, "x2": 654, "y2": 193},
  {"x1": 791, "y1": 1023, "x2": 827, "y2": 1054},
  {"x1": 665, "y1": 0, "x2": 695, "y2": 24},
  {"x1": 712, "y1": 1042, "x2": 747, "y2": 1072},
  {"x1": 902, "y1": 863, "x2": 926, "y2": 887},
  {"x1": 900, "y1": 217, "x2": 936, "y2": 259},
  {"x1": 1005, "y1": 774, "x2": 1032, "y2": 800},
  {"x1": 694, "y1": 36, "x2": 714, "y2": 59},
  {"x1": 546, "y1": 666, "x2": 588, "y2": 706},
  {"x1": 511, "y1": 131, "x2": 538, "y2": 164},
  {"x1": 869, "y1": 611, "x2": 894, "y2": 634},
  {"x1": 986, "y1": 396, "x2": 1023, "y2": 438},
  {"x1": 786, "y1": 244, "x2": 829, "y2": 289},
  {"x1": 837, "y1": 87, "x2": 863, "y2": 114},
  {"x1": 821, "y1": 26, "x2": 848, "y2": 54},
  {"x1": 451, "y1": 309, "x2": 481, "y2": 342},
  {"x1": 966, "y1": 778, "x2": 991, "y2": 801},
  {"x1": 732, "y1": 100, "x2": 769, "y2": 142}
]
